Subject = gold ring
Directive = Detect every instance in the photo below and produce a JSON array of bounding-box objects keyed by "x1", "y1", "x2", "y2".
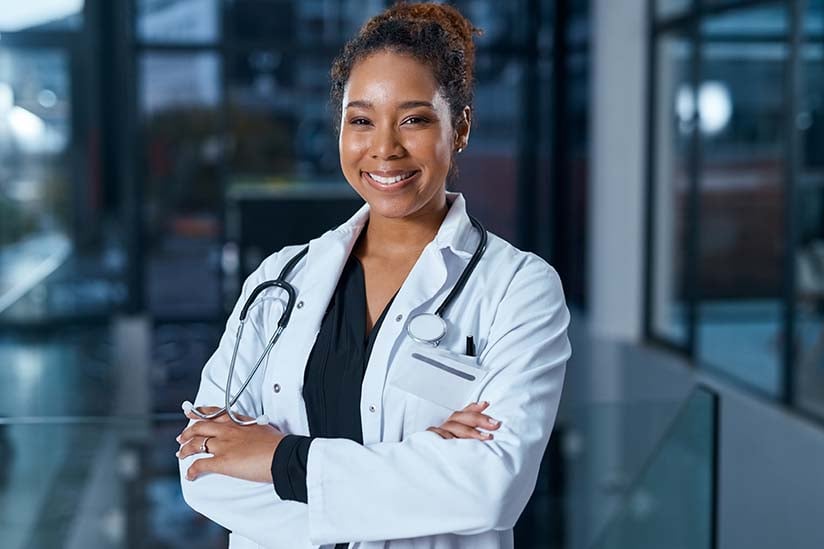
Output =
[{"x1": 200, "y1": 436, "x2": 211, "y2": 453}]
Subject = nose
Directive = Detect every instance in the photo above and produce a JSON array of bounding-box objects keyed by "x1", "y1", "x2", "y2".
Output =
[{"x1": 370, "y1": 125, "x2": 406, "y2": 160}]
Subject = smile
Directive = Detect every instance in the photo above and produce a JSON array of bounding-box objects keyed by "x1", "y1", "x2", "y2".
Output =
[{"x1": 364, "y1": 171, "x2": 417, "y2": 186}]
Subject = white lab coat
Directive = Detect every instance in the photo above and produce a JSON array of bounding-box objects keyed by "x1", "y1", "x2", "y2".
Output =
[{"x1": 179, "y1": 192, "x2": 571, "y2": 548}]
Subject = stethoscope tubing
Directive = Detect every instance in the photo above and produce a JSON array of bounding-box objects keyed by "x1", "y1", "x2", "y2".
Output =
[
  {"x1": 186, "y1": 247, "x2": 309, "y2": 425},
  {"x1": 434, "y1": 216, "x2": 487, "y2": 318},
  {"x1": 186, "y1": 218, "x2": 486, "y2": 425}
]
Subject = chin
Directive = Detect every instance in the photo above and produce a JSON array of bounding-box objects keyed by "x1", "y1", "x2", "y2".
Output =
[{"x1": 363, "y1": 196, "x2": 419, "y2": 220}]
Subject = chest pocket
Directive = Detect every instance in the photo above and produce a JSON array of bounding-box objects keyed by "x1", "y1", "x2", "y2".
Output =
[{"x1": 390, "y1": 341, "x2": 489, "y2": 433}]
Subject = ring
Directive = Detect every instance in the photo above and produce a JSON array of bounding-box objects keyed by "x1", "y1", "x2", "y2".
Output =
[{"x1": 200, "y1": 436, "x2": 211, "y2": 453}]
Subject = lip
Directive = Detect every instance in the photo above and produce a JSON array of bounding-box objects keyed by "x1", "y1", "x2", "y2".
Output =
[{"x1": 361, "y1": 170, "x2": 421, "y2": 192}]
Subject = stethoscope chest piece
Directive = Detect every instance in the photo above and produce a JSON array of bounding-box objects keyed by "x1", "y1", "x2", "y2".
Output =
[{"x1": 407, "y1": 313, "x2": 446, "y2": 346}]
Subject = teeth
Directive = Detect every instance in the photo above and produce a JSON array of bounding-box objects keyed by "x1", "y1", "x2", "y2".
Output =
[{"x1": 368, "y1": 172, "x2": 413, "y2": 185}]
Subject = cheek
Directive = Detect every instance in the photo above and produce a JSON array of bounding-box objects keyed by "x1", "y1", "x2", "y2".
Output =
[
  {"x1": 404, "y1": 133, "x2": 452, "y2": 168},
  {"x1": 339, "y1": 133, "x2": 367, "y2": 169},
  {"x1": 430, "y1": 137, "x2": 454, "y2": 171}
]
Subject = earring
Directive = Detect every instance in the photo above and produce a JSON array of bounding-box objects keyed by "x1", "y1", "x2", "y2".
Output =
[{"x1": 456, "y1": 147, "x2": 464, "y2": 153}]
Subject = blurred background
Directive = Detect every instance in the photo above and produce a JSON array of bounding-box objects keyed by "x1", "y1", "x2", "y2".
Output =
[{"x1": 0, "y1": 0, "x2": 822, "y2": 547}]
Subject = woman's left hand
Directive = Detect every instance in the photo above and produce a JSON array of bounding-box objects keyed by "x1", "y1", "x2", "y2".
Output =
[{"x1": 177, "y1": 406, "x2": 284, "y2": 483}]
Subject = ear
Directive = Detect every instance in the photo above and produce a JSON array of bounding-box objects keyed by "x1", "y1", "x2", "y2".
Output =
[{"x1": 454, "y1": 106, "x2": 472, "y2": 152}]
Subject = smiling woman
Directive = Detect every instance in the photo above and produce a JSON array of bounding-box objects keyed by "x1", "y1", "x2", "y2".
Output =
[
  {"x1": 339, "y1": 51, "x2": 461, "y2": 224},
  {"x1": 177, "y1": 3, "x2": 570, "y2": 549}
]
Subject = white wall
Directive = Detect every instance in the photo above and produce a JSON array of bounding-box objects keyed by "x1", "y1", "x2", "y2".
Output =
[{"x1": 588, "y1": 0, "x2": 648, "y2": 341}]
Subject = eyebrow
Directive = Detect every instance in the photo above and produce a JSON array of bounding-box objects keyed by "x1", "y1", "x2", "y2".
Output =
[{"x1": 345, "y1": 100, "x2": 435, "y2": 110}]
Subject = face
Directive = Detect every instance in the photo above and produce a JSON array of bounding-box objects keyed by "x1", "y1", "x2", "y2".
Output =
[{"x1": 339, "y1": 50, "x2": 470, "y2": 222}]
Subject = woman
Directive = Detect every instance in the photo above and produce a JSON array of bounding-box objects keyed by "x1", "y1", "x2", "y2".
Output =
[{"x1": 176, "y1": 3, "x2": 570, "y2": 548}]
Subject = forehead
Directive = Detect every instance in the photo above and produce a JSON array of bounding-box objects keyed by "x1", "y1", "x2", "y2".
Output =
[{"x1": 343, "y1": 50, "x2": 445, "y2": 107}]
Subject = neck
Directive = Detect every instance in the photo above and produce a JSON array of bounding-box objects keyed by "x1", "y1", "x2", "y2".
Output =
[{"x1": 358, "y1": 198, "x2": 450, "y2": 259}]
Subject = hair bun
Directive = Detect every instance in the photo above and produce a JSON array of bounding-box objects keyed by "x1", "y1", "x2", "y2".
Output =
[
  {"x1": 368, "y1": 2, "x2": 483, "y2": 73},
  {"x1": 330, "y1": 1, "x2": 483, "y2": 141}
]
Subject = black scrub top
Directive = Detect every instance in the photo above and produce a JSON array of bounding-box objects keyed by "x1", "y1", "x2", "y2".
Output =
[{"x1": 271, "y1": 252, "x2": 395, "y2": 542}]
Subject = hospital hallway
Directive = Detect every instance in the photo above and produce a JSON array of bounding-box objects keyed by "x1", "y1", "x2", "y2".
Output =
[{"x1": 3, "y1": 0, "x2": 824, "y2": 547}]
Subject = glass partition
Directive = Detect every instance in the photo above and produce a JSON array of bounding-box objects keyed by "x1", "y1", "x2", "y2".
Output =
[
  {"x1": 0, "y1": 416, "x2": 227, "y2": 549},
  {"x1": 0, "y1": 394, "x2": 716, "y2": 549},
  {"x1": 589, "y1": 388, "x2": 717, "y2": 549}
]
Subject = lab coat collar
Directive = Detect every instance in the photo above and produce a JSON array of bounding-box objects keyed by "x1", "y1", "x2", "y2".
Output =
[
  {"x1": 299, "y1": 192, "x2": 477, "y2": 421},
  {"x1": 331, "y1": 191, "x2": 476, "y2": 260}
]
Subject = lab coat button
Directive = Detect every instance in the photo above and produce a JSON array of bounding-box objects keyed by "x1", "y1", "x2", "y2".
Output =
[
  {"x1": 296, "y1": 301, "x2": 304, "y2": 309},
  {"x1": 273, "y1": 383, "x2": 281, "y2": 393},
  {"x1": 368, "y1": 404, "x2": 377, "y2": 413},
  {"x1": 395, "y1": 314, "x2": 403, "y2": 322}
]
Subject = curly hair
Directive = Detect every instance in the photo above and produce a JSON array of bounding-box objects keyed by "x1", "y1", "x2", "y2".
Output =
[{"x1": 330, "y1": 2, "x2": 482, "y2": 136}]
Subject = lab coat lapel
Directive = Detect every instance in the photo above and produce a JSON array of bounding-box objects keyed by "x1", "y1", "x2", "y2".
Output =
[
  {"x1": 391, "y1": 192, "x2": 476, "y2": 326},
  {"x1": 299, "y1": 200, "x2": 370, "y2": 328},
  {"x1": 276, "y1": 203, "x2": 368, "y2": 434},
  {"x1": 360, "y1": 194, "x2": 477, "y2": 443}
]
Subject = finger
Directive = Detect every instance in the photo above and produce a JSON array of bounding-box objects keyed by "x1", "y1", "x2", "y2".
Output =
[
  {"x1": 176, "y1": 436, "x2": 213, "y2": 459},
  {"x1": 461, "y1": 401, "x2": 490, "y2": 412},
  {"x1": 446, "y1": 411, "x2": 502, "y2": 430},
  {"x1": 186, "y1": 455, "x2": 225, "y2": 481},
  {"x1": 178, "y1": 421, "x2": 227, "y2": 444},
  {"x1": 426, "y1": 426, "x2": 455, "y2": 439},
  {"x1": 440, "y1": 421, "x2": 494, "y2": 440}
]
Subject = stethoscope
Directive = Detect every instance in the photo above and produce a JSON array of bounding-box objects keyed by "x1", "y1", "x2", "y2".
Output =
[{"x1": 183, "y1": 216, "x2": 487, "y2": 426}]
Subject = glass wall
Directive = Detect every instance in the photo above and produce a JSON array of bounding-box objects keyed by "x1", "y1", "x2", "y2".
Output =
[
  {"x1": 795, "y1": 0, "x2": 824, "y2": 418},
  {"x1": 0, "y1": 48, "x2": 74, "y2": 318},
  {"x1": 650, "y1": 33, "x2": 693, "y2": 346},
  {"x1": 648, "y1": 0, "x2": 824, "y2": 417},
  {"x1": 0, "y1": 1, "x2": 130, "y2": 324},
  {"x1": 696, "y1": 5, "x2": 789, "y2": 396}
]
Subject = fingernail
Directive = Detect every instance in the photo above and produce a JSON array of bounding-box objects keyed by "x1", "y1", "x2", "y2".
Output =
[
  {"x1": 488, "y1": 418, "x2": 500, "y2": 425},
  {"x1": 175, "y1": 451, "x2": 180, "y2": 458},
  {"x1": 176, "y1": 435, "x2": 181, "y2": 443}
]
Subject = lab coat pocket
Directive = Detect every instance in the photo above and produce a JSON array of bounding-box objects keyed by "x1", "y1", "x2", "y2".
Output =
[{"x1": 389, "y1": 342, "x2": 489, "y2": 412}]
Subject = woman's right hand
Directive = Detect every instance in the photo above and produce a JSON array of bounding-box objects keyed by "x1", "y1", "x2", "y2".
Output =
[{"x1": 426, "y1": 401, "x2": 501, "y2": 440}]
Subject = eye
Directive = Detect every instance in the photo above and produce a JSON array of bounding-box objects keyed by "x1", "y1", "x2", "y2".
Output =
[
  {"x1": 349, "y1": 117, "x2": 371, "y2": 126},
  {"x1": 403, "y1": 116, "x2": 429, "y2": 125}
]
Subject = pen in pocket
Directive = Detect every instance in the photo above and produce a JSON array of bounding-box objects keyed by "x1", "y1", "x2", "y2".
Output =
[{"x1": 465, "y1": 335, "x2": 476, "y2": 357}]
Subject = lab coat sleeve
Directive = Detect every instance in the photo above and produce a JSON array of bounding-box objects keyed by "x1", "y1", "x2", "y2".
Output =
[
  {"x1": 305, "y1": 257, "x2": 571, "y2": 544},
  {"x1": 179, "y1": 256, "x2": 313, "y2": 548}
]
